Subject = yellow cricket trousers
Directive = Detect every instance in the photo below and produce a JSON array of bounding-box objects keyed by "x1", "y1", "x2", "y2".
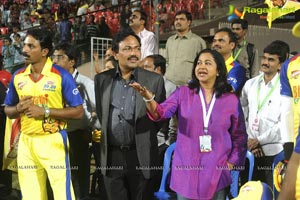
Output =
[{"x1": 17, "y1": 130, "x2": 75, "y2": 200}]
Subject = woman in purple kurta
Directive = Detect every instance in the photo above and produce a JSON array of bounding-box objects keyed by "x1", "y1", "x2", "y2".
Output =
[{"x1": 130, "y1": 49, "x2": 247, "y2": 200}]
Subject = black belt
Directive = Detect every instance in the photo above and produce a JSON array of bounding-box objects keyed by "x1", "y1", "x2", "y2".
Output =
[{"x1": 109, "y1": 144, "x2": 136, "y2": 151}]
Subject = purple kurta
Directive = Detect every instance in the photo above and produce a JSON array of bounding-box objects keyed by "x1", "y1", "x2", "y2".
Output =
[{"x1": 148, "y1": 86, "x2": 247, "y2": 199}]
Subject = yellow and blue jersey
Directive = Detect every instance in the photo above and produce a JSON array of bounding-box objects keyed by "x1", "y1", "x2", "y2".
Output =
[
  {"x1": 4, "y1": 58, "x2": 83, "y2": 135},
  {"x1": 280, "y1": 54, "x2": 300, "y2": 142},
  {"x1": 225, "y1": 56, "x2": 247, "y2": 94}
]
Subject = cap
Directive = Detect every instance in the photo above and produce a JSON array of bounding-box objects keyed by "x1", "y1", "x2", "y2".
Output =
[{"x1": 233, "y1": 181, "x2": 273, "y2": 200}]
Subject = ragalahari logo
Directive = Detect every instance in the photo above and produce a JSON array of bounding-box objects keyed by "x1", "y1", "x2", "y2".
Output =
[{"x1": 227, "y1": 4, "x2": 243, "y2": 22}]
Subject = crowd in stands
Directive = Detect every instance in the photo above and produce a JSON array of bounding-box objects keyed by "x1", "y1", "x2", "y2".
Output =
[{"x1": 0, "y1": 0, "x2": 300, "y2": 199}]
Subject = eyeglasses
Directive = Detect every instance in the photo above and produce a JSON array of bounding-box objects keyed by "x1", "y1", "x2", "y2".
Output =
[{"x1": 51, "y1": 54, "x2": 67, "y2": 61}]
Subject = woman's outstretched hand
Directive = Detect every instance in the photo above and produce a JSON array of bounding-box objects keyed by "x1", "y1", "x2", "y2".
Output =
[{"x1": 129, "y1": 82, "x2": 153, "y2": 100}]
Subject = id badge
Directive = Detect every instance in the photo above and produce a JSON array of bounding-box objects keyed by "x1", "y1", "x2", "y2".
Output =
[
  {"x1": 199, "y1": 135, "x2": 212, "y2": 152},
  {"x1": 251, "y1": 115, "x2": 259, "y2": 132}
]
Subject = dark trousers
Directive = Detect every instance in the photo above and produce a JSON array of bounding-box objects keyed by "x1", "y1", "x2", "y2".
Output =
[
  {"x1": 68, "y1": 129, "x2": 90, "y2": 199},
  {"x1": 103, "y1": 147, "x2": 156, "y2": 200},
  {"x1": 241, "y1": 154, "x2": 275, "y2": 188},
  {"x1": 252, "y1": 155, "x2": 275, "y2": 188}
]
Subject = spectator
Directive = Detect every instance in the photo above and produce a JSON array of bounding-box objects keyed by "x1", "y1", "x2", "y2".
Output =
[
  {"x1": 8, "y1": 3, "x2": 19, "y2": 27},
  {"x1": 19, "y1": 2, "x2": 30, "y2": 29},
  {"x1": 73, "y1": 15, "x2": 88, "y2": 46},
  {"x1": 87, "y1": 15, "x2": 100, "y2": 39},
  {"x1": 165, "y1": 10, "x2": 206, "y2": 86},
  {"x1": 93, "y1": 47, "x2": 114, "y2": 74},
  {"x1": 231, "y1": 18, "x2": 259, "y2": 78},
  {"x1": 13, "y1": 33, "x2": 24, "y2": 65},
  {"x1": 73, "y1": 15, "x2": 88, "y2": 65},
  {"x1": 21, "y1": 12, "x2": 33, "y2": 30},
  {"x1": 212, "y1": 27, "x2": 247, "y2": 95},
  {"x1": 120, "y1": 3, "x2": 132, "y2": 31},
  {"x1": 130, "y1": 49, "x2": 247, "y2": 199},
  {"x1": 129, "y1": 10, "x2": 158, "y2": 59},
  {"x1": 10, "y1": 25, "x2": 26, "y2": 43},
  {"x1": 2, "y1": 37, "x2": 15, "y2": 73},
  {"x1": 240, "y1": 40, "x2": 290, "y2": 187},
  {"x1": 99, "y1": 16, "x2": 111, "y2": 38},
  {"x1": 102, "y1": 56, "x2": 117, "y2": 72},
  {"x1": 59, "y1": 13, "x2": 72, "y2": 43}
]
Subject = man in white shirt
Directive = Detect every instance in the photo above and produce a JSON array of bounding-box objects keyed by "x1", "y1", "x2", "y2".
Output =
[
  {"x1": 240, "y1": 40, "x2": 290, "y2": 187},
  {"x1": 129, "y1": 10, "x2": 158, "y2": 59}
]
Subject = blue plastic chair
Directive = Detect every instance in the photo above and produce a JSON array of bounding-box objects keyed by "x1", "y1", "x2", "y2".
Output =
[
  {"x1": 272, "y1": 151, "x2": 284, "y2": 199},
  {"x1": 229, "y1": 150, "x2": 255, "y2": 198},
  {"x1": 154, "y1": 142, "x2": 176, "y2": 200}
]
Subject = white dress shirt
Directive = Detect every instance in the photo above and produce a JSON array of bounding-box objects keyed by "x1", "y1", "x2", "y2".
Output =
[
  {"x1": 240, "y1": 73, "x2": 283, "y2": 156},
  {"x1": 137, "y1": 28, "x2": 158, "y2": 59}
]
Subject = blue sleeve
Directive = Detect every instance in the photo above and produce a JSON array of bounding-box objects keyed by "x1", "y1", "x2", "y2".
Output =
[
  {"x1": 280, "y1": 59, "x2": 292, "y2": 97},
  {"x1": 4, "y1": 75, "x2": 19, "y2": 106},
  {"x1": 227, "y1": 63, "x2": 247, "y2": 93},
  {"x1": 58, "y1": 68, "x2": 83, "y2": 107}
]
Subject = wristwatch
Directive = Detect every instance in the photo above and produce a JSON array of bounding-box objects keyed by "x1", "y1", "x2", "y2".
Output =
[{"x1": 44, "y1": 105, "x2": 50, "y2": 118}]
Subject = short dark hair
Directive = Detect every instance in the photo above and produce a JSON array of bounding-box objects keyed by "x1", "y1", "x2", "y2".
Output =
[
  {"x1": 134, "y1": 10, "x2": 148, "y2": 27},
  {"x1": 215, "y1": 27, "x2": 237, "y2": 46},
  {"x1": 189, "y1": 49, "x2": 232, "y2": 98},
  {"x1": 263, "y1": 40, "x2": 290, "y2": 63},
  {"x1": 146, "y1": 54, "x2": 166, "y2": 75},
  {"x1": 4, "y1": 36, "x2": 12, "y2": 43},
  {"x1": 54, "y1": 42, "x2": 79, "y2": 68},
  {"x1": 26, "y1": 29, "x2": 53, "y2": 56},
  {"x1": 112, "y1": 29, "x2": 141, "y2": 53},
  {"x1": 89, "y1": 15, "x2": 95, "y2": 21},
  {"x1": 231, "y1": 18, "x2": 248, "y2": 30},
  {"x1": 175, "y1": 10, "x2": 192, "y2": 22},
  {"x1": 14, "y1": 33, "x2": 21, "y2": 38}
]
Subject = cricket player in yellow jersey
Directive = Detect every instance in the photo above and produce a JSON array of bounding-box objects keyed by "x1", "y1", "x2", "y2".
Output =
[
  {"x1": 4, "y1": 29, "x2": 83, "y2": 200},
  {"x1": 279, "y1": 52, "x2": 300, "y2": 200}
]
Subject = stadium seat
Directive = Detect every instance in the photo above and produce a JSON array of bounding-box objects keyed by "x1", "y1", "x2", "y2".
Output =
[
  {"x1": 154, "y1": 142, "x2": 176, "y2": 200},
  {"x1": 229, "y1": 151, "x2": 255, "y2": 198}
]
